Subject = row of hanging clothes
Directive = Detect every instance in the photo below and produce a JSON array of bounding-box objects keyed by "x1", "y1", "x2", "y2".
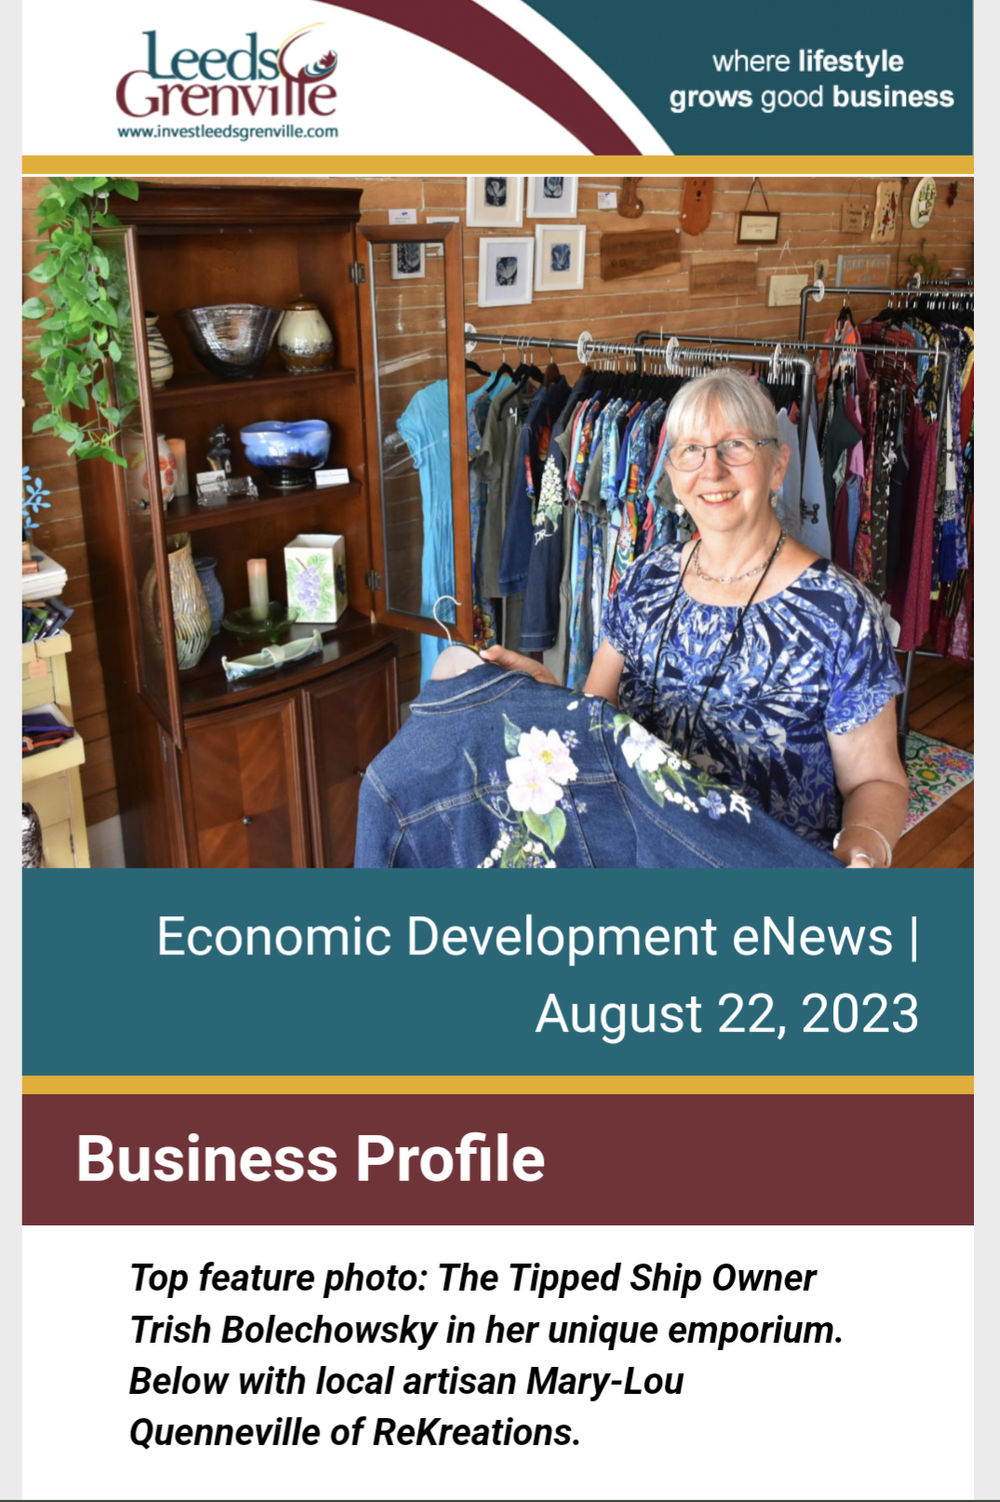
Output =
[
  {"x1": 460, "y1": 335, "x2": 820, "y2": 691},
  {"x1": 406, "y1": 298, "x2": 971, "y2": 692},
  {"x1": 812, "y1": 285, "x2": 973, "y2": 660}
]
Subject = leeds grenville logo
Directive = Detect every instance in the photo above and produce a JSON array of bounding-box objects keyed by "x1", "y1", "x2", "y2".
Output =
[{"x1": 116, "y1": 24, "x2": 338, "y2": 118}]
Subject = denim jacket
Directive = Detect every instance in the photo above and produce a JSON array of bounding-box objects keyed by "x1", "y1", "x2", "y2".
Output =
[{"x1": 355, "y1": 665, "x2": 839, "y2": 870}]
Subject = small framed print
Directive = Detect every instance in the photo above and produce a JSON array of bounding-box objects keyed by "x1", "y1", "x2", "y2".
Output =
[
  {"x1": 526, "y1": 175, "x2": 578, "y2": 218},
  {"x1": 533, "y1": 224, "x2": 586, "y2": 293},
  {"x1": 477, "y1": 237, "x2": 535, "y2": 308},
  {"x1": 737, "y1": 211, "x2": 780, "y2": 244},
  {"x1": 390, "y1": 241, "x2": 426, "y2": 280},
  {"x1": 466, "y1": 175, "x2": 524, "y2": 228}
]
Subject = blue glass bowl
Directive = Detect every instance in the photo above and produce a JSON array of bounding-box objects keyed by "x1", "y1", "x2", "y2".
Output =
[{"x1": 239, "y1": 420, "x2": 332, "y2": 490}]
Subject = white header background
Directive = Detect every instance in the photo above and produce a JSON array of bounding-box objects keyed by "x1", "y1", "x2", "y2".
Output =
[
  {"x1": 23, "y1": 1223, "x2": 971, "y2": 1499},
  {"x1": 20, "y1": 0, "x2": 671, "y2": 155}
]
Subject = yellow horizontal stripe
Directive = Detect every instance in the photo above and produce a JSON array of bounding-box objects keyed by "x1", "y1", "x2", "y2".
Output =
[
  {"x1": 23, "y1": 1075, "x2": 972, "y2": 1095},
  {"x1": 23, "y1": 156, "x2": 973, "y2": 176}
]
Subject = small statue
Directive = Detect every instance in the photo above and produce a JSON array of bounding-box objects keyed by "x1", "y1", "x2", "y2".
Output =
[{"x1": 207, "y1": 425, "x2": 233, "y2": 475}]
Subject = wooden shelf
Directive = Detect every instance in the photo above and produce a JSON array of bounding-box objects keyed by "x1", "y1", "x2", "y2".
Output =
[
  {"x1": 22, "y1": 730, "x2": 85, "y2": 785},
  {"x1": 151, "y1": 366, "x2": 357, "y2": 408},
  {"x1": 164, "y1": 480, "x2": 361, "y2": 534},
  {"x1": 178, "y1": 609, "x2": 395, "y2": 715}
]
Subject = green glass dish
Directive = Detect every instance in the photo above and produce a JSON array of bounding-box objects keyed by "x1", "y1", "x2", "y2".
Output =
[{"x1": 221, "y1": 603, "x2": 298, "y2": 643}]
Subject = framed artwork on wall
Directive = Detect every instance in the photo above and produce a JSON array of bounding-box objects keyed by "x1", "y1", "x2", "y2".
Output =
[
  {"x1": 477, "y1": 237, "x2": 535, "y2": 307},
  {"x1": 526, "y1": 175, "x2": 579, "y2": 218},
  {"x1": 466, "y1": 176, "x2": 524, "y2": 228},
  {"x1": 390, "y1": 241, "x2": 426, "y2": 280},
  {"x1": 533, "y1": 224, "x2": 586, "y2": 293},
  {"x1": 736, "y1": 211, "x2": 780, "y2": 244}
]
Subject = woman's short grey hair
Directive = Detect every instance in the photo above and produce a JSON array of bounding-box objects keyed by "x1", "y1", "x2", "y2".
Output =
[{"x1": 666, "y1": 368, "x2": 779, "y2": 447}]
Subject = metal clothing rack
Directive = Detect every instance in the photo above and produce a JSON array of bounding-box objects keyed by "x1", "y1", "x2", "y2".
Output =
[
  {"x1": 798, "y1": 277, "x2": 974, "y2": 342},
  {"x1": 466, "y1": 325, "x2": 818, "y2": 486}
]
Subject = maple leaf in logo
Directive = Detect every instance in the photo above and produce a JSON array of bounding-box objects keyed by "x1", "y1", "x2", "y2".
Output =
[{"x1": 317, "y1": 50, "x2": 337, "y2": 69}]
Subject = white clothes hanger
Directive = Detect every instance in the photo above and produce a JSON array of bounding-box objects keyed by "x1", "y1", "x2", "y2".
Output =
[{"x1": 429, "y1": 595, "x2": 483, "y2": 680}]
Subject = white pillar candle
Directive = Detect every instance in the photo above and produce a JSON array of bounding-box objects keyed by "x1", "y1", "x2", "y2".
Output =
[
  {"x1": 167, "y1": 437, "x2": 188, "y2": 496},
  {"x1": 247, "y1": 558, "x2": 269, "y2": 620}
]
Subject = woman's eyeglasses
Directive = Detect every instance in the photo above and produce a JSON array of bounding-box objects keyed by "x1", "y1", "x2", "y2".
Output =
[{"x1": 667, "y1": 437, "x2": 775, "y2": 472}]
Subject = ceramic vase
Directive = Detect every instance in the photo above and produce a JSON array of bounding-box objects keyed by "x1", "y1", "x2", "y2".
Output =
[
  {"x1": 194, "y1": 555, "x2": 225, "y2": 636},
  {"x1": 276, "y1": 295, "x2": 336, "y2": 373},
  {"x1": 134, "y1": 434, "x2": 177, "y2": 508},
  {"x1": 22, "y1": 803, "x2": 43, "y2": 868},
  {"x1": 168, "y1": 536, "x2": 212, "y2": 667},
  {"x1": 156, "y1": 434, "x2": 178, "y2": 506},
  {"x1": 142, "y1": 534, "x2": 212, "y2": 669},
  {"x1": 145, "y1": 313, "x2": 174, "y2": 388}
]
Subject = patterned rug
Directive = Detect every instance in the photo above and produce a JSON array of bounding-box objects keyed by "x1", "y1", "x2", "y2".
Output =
[{"x1": 903, "y1": 732, "x2": 975, "y2": 833}]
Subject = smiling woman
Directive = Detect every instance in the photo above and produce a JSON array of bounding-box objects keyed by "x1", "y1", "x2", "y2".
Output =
[{"x1": 486, "y1": 369, "x2": 909, "y2": 865}]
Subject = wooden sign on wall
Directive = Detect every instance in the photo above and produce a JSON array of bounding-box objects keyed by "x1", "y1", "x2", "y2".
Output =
[
  {"x1": 841, "y1": 200, "x2": 867, "y2": 233},
  {"x1": 601, "y1": 228, "x2": 682, "y2": 282},
  {"x1": 689, "y1": 258, "x2": 758, "y2": 296}
]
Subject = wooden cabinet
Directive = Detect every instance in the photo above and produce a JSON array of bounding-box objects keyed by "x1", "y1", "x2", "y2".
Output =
[
  {"x1": 184, "y1": 693, "x2": 307, "y2": 869},
  {"x1": 302, "y1": 648, "x2": 398, "y2": 867},
  {"x1": 77, "y1": 184, "x2": 466, "y2": 868}
]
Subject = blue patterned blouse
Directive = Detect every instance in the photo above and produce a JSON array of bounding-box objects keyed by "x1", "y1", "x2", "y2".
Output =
[{"x1": 602, "y1": 547, "x2": 905, "y2": 848}]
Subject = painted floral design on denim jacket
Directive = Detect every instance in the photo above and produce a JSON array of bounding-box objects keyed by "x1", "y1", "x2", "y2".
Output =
[{"x1": 469, "y1": 698, "x2": 749, "y2": 869}]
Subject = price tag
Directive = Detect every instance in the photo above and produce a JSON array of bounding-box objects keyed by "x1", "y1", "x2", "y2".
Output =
[
  {"x1": 314, "y1": 468, "x2": 351, "y2": 488},
  {"x1": 195, "y1": 470, "x2": 226, "y2": 487},
  {"x1": 598, "y1": 191, "x2": 618, "y2": 210},
  {"x1": 29, "y1": 659, "x2": 47, "y2": 680},
  {"x1": 389, "y1": 208, "x2": 417, "y2": 225}
]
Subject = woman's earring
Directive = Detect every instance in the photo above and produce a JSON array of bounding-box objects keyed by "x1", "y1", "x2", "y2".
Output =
[{"x1": 769, "y1": 492, "x2": 779, "y2": 509}]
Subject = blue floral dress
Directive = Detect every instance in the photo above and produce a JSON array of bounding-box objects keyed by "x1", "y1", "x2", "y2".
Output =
[{"x1": 602, "y1": 547, "x2": 905, "y2": 849}]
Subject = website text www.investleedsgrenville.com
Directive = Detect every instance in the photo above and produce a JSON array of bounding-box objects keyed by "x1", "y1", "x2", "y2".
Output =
[{"x1": 117, "y1": 124, "x2": 339, "y2": 140}]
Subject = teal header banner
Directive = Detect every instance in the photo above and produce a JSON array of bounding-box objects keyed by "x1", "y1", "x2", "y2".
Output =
[
  {"x1": 521, "y1": 0, "x2": 973, "y2": 153},
  {"x1": 24, "y1": 870, "x2": 970, "y2": 1076}
]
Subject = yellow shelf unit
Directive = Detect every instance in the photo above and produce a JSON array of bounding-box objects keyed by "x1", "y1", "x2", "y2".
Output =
[{"x1": 22, "y1": 633, "x2": 91, "y2": 869}]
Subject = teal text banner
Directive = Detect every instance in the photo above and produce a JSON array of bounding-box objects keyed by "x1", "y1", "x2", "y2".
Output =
[
  {"x1": 521, "y1": 0, "x2": 972, "y2": 153},
  {"x1": 23, "y1": 870, "x2": 971, "y2": 1076}
]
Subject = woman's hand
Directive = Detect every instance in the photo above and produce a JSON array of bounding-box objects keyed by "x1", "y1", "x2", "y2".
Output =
[{"x1": 481, "y1": 645, "x2": 560, "y2": 687}]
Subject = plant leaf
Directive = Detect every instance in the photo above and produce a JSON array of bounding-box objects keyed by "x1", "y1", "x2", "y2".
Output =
[
  {"x1": 502, "y1": 714, "x2": 523, "y2": 756},
  {"x1": 22, "y1": 297, "x2": 47, "y2": 319},
  {"x1": 524, "y1": 806, "x2": 566, "y2": 854}
]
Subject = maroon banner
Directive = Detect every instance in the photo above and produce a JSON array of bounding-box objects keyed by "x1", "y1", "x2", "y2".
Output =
[{"x1": 23, "y1": 1094, "x2": 971, "y2": 1225}]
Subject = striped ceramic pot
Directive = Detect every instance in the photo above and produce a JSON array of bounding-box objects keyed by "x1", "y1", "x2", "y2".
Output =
[{"x1": 145, "y1": 313, "x2": 174, "y2": 388}]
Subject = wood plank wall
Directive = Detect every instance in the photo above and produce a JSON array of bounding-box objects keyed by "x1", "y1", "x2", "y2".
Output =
[{"x1": 22, "y1": 174, "x2": 975, "y2": 829}]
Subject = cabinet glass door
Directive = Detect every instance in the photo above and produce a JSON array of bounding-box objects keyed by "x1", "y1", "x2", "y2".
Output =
[
  {"x1": 101, "y1": 226, "x2": 185, "y2": 746},
  {"x1": 357, "y1": 224, "x2": 474, "y2": 646}
]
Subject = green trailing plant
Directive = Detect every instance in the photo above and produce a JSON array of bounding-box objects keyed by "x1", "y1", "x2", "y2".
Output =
[{"x1": 22, "y1": 176, "x2": 140, "y2": 467}]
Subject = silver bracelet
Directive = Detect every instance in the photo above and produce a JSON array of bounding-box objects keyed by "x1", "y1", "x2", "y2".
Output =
[{"x1": 833, "y1": 823, "x2": 893, "y2": 869}]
